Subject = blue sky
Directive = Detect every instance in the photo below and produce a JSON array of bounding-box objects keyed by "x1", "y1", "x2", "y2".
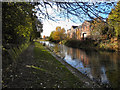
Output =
[{"x1": 35, "y1": 1, "x2": 117, "y2": 37}]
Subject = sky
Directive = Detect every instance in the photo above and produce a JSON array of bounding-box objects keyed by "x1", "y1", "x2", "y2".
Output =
[
  {"x1": 41, "y1": 19, "x2": 81, "y2": 37},
  {"x1": 36, "y1": 4, "x2": 82, "y2": 37},
  {"x1": 35, "y1": 1, "x2": 118, "y2": 37}
]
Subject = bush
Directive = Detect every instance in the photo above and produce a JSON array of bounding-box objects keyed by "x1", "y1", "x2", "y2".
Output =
[{"x1": 64, "y1": 39, "x2": 95, "y2": 49}]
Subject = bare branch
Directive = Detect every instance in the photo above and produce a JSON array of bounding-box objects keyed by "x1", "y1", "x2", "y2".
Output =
[{"x1": 33, "y1": 1, "x2": 117, "y2": 22}]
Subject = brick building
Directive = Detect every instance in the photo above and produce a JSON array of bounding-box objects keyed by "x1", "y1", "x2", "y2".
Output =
[
  {"x1": 67, "y1": 26, "x2": 78, "y2": 39},
  {"x1": 67, "y1": 20, "x2": 91, "y2": 40}
]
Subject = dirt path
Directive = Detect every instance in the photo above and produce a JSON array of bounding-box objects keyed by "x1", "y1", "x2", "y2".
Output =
[{"x1": 5, "y1": 44, "x2": 36, "y2": 88}]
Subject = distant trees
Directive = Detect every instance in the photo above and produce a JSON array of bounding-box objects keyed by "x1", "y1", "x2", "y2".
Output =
[
  {"x1": 43, "y1": 35, "x2": 46, "y2": 39},
  {"x1": 49, "y1": 26, "x2": 66, "y2": 42},
  {"x1": 49, "y1": 31, "x2": 55, "y2": 42}
]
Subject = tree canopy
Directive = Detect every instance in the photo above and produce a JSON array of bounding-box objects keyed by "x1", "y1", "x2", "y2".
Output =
[
  {"x1": 49, "y1": 26, "x2": 66, "y2": 42},
  {"x1": 2, "y1": 2, "x2": 43, "y2": 47},
  {"x1": 91, "y1": 18, "x2": 108, "y2": 36},
  {"x1": 108, "y1": 1, "x2": 120, "y2": 38}
]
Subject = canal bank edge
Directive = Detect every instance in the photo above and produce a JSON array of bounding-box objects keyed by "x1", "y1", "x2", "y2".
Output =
[
  {"x1": 64, "y1": 39, "x2": 120, "y2": 52},
  {"x1": 40, "y1": 42, "x2": 104, "y2": 88}
]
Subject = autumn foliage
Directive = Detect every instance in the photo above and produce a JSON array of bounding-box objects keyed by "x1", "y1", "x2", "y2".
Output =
[
  {"x1": 108, "y1": 1, "x2": 120, "y2": 38},
  {"x1": 49, "y1": 26, "x2": 66, "y2": 42}
]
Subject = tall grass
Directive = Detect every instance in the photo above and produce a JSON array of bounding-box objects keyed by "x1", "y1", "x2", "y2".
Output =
[{"x1": 3, "y1": 42, "x2": 30, "y2": 69}]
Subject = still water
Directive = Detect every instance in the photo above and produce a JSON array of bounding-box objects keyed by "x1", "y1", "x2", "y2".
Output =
[{"x1": 40, "y1": 41, "x2": 120, "y2": 88}]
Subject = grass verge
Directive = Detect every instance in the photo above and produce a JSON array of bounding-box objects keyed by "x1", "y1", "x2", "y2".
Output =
[{"x1": 33, "y1": 42, "x2": 85, "y2": 88}]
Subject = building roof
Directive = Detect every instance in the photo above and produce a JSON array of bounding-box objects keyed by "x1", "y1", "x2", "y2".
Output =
[
  {"x1": 72, "y1": 26, "x2": 78, "y2": 29},
  {"x1": 84, "y1": 20, "x2": 92, "y2": 23}
]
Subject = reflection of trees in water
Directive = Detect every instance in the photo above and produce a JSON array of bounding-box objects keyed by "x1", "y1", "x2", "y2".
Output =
[
  {"x1": 84, "y1": 50, "x2": 120, "y2": 85},
  {"x1": 98, "y1": 52, "x2": 120, "y2": 87},
  {"x1": 60, "y1": 45, "x2": 66, "y2": 57},
  {"x1": 70, "y1": 48, "x2": 74, "y2": 59},
  {"x1": 75, "y1": 49, "x2": 89, "y2": 66},
  {"x1": 55, "y1": 43, "x2": 120, "y2": 87},
  {"x1": 72, "y1": 49, "x2": 77, "y2": 59},
  {"x1": 57, "y1": 43, "x2": 120, "y2": 86},
  {"x1": 93, "y1": 51, "x2": 120, "y2": 74},
  {"x1": 106, "y1": 67, "x2": 120, "y2": 88},
  {"x1": 76, "y1": 49, "x2": 81, "y2": 60},
  {"x1": 99, "y1": 51, "x2": 119, "y2": 66},
  {"x1": 66, "y1": 47, "x2": 90, "y2": 66},
  {"x1": 66, "y1": 47, "x2": 70, "y2": 55},
  {"x1": 76, "y1": 50, "x2": 105, "y2": 82},
  {"x1": 54, "y1": 44, "x2": 60, "y2": 52},
  {"x1": 89, "y1": 56, "x2": 101, "y2": 81}
]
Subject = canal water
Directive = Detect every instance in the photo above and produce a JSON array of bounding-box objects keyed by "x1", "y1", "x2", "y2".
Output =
[{"x1": 40, "y1": 41, "x2": 120, "y2": 88}]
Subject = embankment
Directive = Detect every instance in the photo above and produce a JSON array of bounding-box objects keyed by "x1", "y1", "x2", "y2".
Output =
[
  {"x1": 64, "y1": 39, "x2": 120, "y2": 52},
  {"x1": 3, "y1": 42, "x2": 98, "y2": 88}
]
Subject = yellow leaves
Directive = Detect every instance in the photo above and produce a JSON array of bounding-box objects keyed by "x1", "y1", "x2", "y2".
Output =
[
  {"x1": 91, "y1": 18, "x2": 106, "y2": 36},
  {"x1": 56, "y1": 26, "x2": 65, "y2": 33},
  {"x1": 51, "y1": 26, "x2": 66, "y2": 41},
  {"x1": 53, "y1": 31, "x2": 60, "y2": 40},
  {"x1": 108, "y1": 1, "x2": 120, "y2": 37},
  {"x1": 61, "y1": 28, "x2": 65, "y2": 33},
  {"x1": 15, "y1": 24, "x2": 33, "y2": 38},
  {"x1": 56, "y1": 26, "x2": 61, "y2": 31}
]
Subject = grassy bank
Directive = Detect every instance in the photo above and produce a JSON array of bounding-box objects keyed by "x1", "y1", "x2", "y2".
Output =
[
  {"x1": 64, "y1": 39, "x2": 95, "y2": 50},
  {"x1": 2, "y1": 42, "x2": 31, "y2": 87},
  {"x1": 64, "y1": 39, "x2": 120, "y2": 52},
  {"x1": 3, "y1": 42, "x2": 88, "y2": 88},
  {"x1": 2, "y1": 42, "x2": 31, "y2": 70},
  {"x1": 33, "y1": 42, "x2": 85, "y2": 88}
]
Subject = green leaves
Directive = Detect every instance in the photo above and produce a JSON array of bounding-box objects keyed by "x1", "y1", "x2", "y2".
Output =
[
  {"x1": 2, "y1": 2, "x2": 42, "y2": 46},
  {"x1": 91, "y1": 1, "x2": 120, "y2": 39},
  {"x1": 91, "y1": 18, "x2": 108, "y2": 37},
  {"x1": 108, "y1": 1, "x2": 120, "y2": 38}
]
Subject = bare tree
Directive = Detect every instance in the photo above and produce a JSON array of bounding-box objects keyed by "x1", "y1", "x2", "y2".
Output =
[{"x1": 31, "y1": 0, "x2": 117, "y2": 22}]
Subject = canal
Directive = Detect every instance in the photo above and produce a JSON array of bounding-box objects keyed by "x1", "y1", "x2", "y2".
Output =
[{"x1": 40, "y1": 41, "x2": 120, "y2": 88}]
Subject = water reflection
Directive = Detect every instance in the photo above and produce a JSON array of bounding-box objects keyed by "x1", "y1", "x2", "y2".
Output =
[{"x1": 40, "y1": 41, "x2": 120, "y2": 88}]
